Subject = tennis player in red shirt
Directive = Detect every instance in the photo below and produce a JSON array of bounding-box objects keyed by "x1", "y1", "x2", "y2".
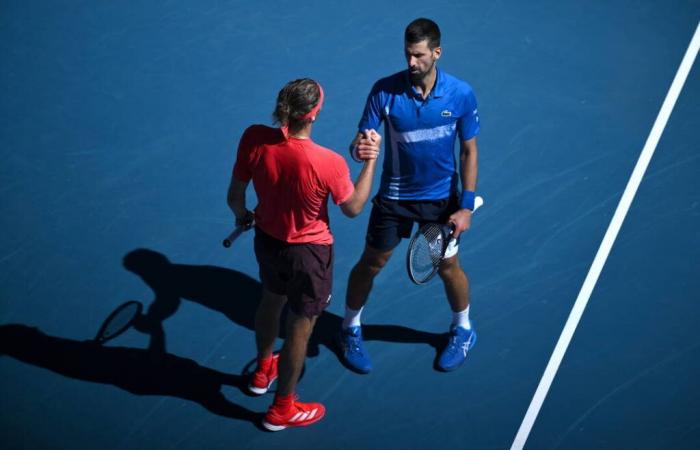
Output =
[{"x1": 227, "y1": 78, "x2": 380, "y2": 431}]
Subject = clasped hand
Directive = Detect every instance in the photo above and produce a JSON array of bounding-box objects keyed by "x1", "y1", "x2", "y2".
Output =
[{"x1": 355, "y1": 129, "x2": 382, "y2": 161}]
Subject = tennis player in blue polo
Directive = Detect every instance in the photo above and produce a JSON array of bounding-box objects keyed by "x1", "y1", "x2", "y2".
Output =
[{"x1": 340, "y1": 18, "x2": 480, "y2": 373}]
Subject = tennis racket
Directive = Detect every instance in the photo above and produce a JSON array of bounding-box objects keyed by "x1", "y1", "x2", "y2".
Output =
[
  {"x1": 93, "y1": 301, "x2": 143, "y2": 344},
  {"x1": 222, "y1": 225, "x2": 248, "y2": 248},
  {"x1": 406, "y1": 196, "x2": 484, "y2": 285},
  {"x1": 223, "y1": 211, "x2": 254, "y2": 248}
]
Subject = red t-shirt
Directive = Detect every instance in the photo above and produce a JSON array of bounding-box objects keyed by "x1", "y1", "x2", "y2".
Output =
[{"x1": 232, "y1": 125, "x2": 354, "y2": 244}]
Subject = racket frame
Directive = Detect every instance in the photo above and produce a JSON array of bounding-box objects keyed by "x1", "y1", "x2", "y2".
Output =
[
  {"x1": 405, "y1": 196, "x2": 484, "y2": 285},
  {"x1": 406, "y1": 223, "x2": 454, "y2": 285},
  {"x1": 93, "y1": 300, "x2": 143, "y2": 344}
]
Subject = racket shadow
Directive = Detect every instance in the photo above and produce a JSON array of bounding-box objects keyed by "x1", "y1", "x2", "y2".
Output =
[
  {"x1": 123, "y1": 248, "x2": 447, "y2": 370},
  {"x1": 0, "y1": 324, "x2": 260, "y2": 423},
  {"x1": 122, "y1": 248, "x2": 263, "y2": 355}
]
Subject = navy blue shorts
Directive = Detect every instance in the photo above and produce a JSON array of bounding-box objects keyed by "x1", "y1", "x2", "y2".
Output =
[
  {"x1": 254, "y1": 228, "x2": 333, "y2": 318},
  {"x1": 365, "y1": 194, "x2": 460, "y2": 251}
]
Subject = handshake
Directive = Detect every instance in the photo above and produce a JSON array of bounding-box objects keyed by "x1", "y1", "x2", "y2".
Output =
[{"x1": 350, "y1": 129, "x2": 382, "y2": 163}]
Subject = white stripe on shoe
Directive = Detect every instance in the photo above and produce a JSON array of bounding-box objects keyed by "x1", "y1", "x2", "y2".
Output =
[{"x1": 262, "y1": 406, "x2": 322, "y2": 431}]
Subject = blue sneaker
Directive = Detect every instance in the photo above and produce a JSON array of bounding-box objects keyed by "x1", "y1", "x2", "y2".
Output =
[
  {"x1": 437, "y1": 325, "x2": 476, "y2": 372},
  {"x1": 338, "y1": 326, "x2": 372, "y2": 374}
]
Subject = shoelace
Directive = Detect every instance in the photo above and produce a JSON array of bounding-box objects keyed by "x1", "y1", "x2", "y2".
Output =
[
  {"x1": 347, "y1": 335, "x2": 362, "y2": 353},
  {"x1": 341, "y1": 329, "x2": 364, "y2": 353},
  {"x1": 446, "y1": 331, "x2": 465, "y2": 354}
]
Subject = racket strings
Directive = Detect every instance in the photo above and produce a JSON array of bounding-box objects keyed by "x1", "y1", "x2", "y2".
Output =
[{"x1": 409, "y1": 224, "x2": 445, "y2": 282}]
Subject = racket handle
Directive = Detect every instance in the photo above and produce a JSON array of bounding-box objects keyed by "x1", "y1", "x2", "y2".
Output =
[
  {"x1": 222, "y1": 226, "x2": 246, "y2": 248},
  {"x1": 473, "y1": 195, "x2": 484, "y2": 211},
  {"x1": 447, "y1": 196, "x2": 484, "y2": 236}
]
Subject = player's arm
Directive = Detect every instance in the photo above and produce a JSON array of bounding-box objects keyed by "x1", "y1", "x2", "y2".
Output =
[
  {"x1": 340, "y1": 130, "x2": 381, "y2": 217},
  {"x1": 226, "y1": 177, "x2": 253, "y2": 227},
  {"x1": 228, "y1": 127, "x2": 256, "y2": 228},
  {"x1": 449, "y1": 137, "x2": 478, "y2": 238}
]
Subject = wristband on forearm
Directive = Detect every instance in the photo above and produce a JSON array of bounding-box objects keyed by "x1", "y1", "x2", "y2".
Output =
[{"x1": 460, "y1": 190, "x2": 476, "y2": 210}]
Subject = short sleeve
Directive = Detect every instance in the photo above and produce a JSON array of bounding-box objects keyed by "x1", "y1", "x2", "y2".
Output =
[
  {"x1": 357, "y1": 81, "x2": 385, "y2": 132},
  {"x1": 457, "y1": 89, "x2": 480, "y2": 141},
  {"x1": 326, "y1": 154, "x2": 354, "y2": 205},
  {"x1": 232, "y1": 126, "x2": 257, "y2": 182}
]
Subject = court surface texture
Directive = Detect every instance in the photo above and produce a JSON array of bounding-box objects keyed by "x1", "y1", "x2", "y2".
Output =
[{"x1": 2, "y1": 1, "x2": 699, "y2": 449}]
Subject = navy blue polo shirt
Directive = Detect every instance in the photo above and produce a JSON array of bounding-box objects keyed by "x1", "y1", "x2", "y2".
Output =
[{"x1": 358, "y1": 68, "x2": 480, "y2": 200}]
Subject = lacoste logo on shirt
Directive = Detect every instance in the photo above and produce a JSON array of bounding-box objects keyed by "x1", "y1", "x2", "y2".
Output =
[{"x1": 441, "y1": 110, "x2": 452, "y2": 117}]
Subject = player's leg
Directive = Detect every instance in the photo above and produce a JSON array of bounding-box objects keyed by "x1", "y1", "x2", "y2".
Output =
[
  {"x1": 255, "y1": 289, "x2": 287, "y2": 357},
  {"x1": 249, "y1": 289, "x2": 286, "y2": 395},
  {"x1": 436, "y1": 254, "x2": 476, "y2": 371},
  {"x1": 339, "y1": 245, "x2": 393, "y2": 374},
  {"x1": 340, "y1": 197, "x2": 410, "y2": 373},
  {"x1": 438, "y1": 255, "x2": 469, "y2": 314},
  {"x1": 345, "y1": 244, "x2": 394, "y2": 311},
  {"x1": 249, "y1": 230, "x2": 288, "y2": 395},
  {"x1": 276, "y1": 311, "x2": 317, "y2": 397},
  {"x1": 263, "y1": 310, "x2": 326, "y2": 431},
  {"x1": 433, "y1": 195, "x2": 476, "y2": 371},
  {"x1": 262, "y1": 242, "x2": 331, "y2": 431}
]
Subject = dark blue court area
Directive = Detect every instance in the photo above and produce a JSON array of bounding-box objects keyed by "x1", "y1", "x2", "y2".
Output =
[{"x1": 2, "y1": 1, "x2": 699, "y2": 449}]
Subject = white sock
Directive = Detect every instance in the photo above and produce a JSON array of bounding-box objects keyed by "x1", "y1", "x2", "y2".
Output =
[
  {"x1": 452, "y1": 306, "x2": 471, "y2": 330},
  {"x1": 342, "y1": 306, "x2": 363, "y2": 329}
]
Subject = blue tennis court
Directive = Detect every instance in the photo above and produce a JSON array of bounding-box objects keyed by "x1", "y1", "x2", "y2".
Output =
[{"x1": 2, "y1": 1, "x2": 699, "y2": 449}]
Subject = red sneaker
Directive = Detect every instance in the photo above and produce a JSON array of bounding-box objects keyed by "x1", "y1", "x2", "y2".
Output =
[
  {"x1": 248, "y1": 353, "x2": 279, "y2": 395},
  {"x1": 262, "y1": 394, "x2": 326, "y2": 431}
]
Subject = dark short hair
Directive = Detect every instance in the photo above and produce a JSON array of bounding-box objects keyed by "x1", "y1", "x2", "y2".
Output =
[
  {"x1": 272, "y1": 78, "x2": 322, "y2": 127},
  {"x1": 405, "y1": 18, "x2": 441, "y2": 49}
]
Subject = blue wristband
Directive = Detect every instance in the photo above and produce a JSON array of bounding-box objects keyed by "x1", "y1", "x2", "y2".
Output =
[{"x1": 460, "y1": 191, "x2": 476, "y2": 210}]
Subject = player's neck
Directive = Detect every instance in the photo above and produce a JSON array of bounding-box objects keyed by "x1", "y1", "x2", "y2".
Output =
[{"x1": 287, "y1": 123, "x2": 312, "y2": 139}]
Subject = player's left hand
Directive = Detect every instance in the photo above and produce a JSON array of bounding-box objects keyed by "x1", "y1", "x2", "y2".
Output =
[
  {"x1": 448, "y1": 208, "x2": 472, "y2": 238},
  {"x1": 235, "y1": 209, "x2": 255, "y2": 229}
]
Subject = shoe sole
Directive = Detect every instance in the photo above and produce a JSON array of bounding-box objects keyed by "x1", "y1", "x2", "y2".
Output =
[
  {"x1": 342, "y1": 358, "x2": 372, "y2": 374},
  {"x1": 262, "y1": 410, "x2": 325, "y2": 431},
  {"x1": 262, "y1": 420, "x2": 286, "y2": 432},
  {"x1": 247, "y1": 376, "x2": 278, "y2": 395}
]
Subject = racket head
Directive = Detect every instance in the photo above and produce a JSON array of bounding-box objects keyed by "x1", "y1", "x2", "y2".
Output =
[
  {"x1": 406, "y1": 223, "x2": 453, "y2": 284},
  {"x1": 93, "y1": 301, "x2": 143, "y2": 344}
]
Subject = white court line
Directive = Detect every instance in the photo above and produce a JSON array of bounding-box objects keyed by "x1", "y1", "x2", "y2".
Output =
[{"x1": 511, "y1": 21, "x2": 700, "y2": 450}]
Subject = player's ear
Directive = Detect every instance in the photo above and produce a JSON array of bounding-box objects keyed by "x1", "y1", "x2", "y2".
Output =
[{"x1": 433, "y1": 46, "x2": 442, "y2": 60}]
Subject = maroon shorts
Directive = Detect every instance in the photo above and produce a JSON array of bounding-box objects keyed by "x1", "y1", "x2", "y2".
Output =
[{"x1": 253, "y1": 228, "x2": 333, "y2": 318}]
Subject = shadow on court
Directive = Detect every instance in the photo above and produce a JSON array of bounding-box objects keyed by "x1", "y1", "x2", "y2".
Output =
[
  {"x1": 0, "y1": 249, "x2": 451, "y2": 425},
  {"x1": 0, "y1": 324, "x2": 260, "y2": 424},
  {"x1": 123, "y1": 248, "x2": 447, "y2": 366}
]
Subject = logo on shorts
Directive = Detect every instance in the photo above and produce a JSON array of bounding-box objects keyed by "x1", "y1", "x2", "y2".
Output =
[
  {"x1": 441, "y1": 110, "x2": 452, "y2": 117},
  {"x1": 326, "y1": 294, "x2": 331, "y2": 304}
]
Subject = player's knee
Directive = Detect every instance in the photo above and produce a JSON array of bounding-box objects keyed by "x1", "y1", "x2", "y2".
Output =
[
  {"x1": 359, "y1": 252, "x2": 390, "y2": 276},
  {"x1": 437, "y1": 256, "x2": 462, "y2": 278},
  {"x1": 356, "y1": 253, "x2": 388, "y2": 277},
  {"x1": 353, "y1": 260, "x2": 381, "y2": 279}
]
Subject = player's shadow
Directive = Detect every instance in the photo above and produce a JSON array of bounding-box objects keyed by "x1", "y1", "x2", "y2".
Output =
[
  {"x1": 123, "y1": 248, "x2": 445, "y2": 365},
  {"x1": 0, "y1": 324, "x2": 260, "y2": 424}
]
